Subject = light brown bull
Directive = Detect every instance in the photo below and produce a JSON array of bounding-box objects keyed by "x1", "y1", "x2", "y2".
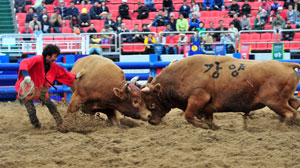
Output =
[{"x1": 66, "y1": 55, "x2": 151, "y2": 125}]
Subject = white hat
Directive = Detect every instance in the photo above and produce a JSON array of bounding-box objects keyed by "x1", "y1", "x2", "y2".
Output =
[
  {"x1": 122, "y1": 0, "x2": 127, "y2": 2},
  {"x1": 278, "y1": 7, "x2": 283, "y2": 10}
]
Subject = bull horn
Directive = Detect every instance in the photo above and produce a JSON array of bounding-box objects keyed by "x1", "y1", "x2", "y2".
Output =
[
  {"x1": 123, "y1": 83, "x2": 131, "y2": 93},
  {"x1": 130, "y1": 76, "x2": 142, "y2": 87},
  {"x1": 141, "y1": 87, "x2": 150, "y2": 93},
  {"x1": 130, "y1": 76, "x2": 139, "y2": 84}
]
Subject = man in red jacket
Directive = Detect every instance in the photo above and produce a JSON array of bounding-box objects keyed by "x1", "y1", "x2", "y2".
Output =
[{"x1": 15, "y1": 44, "x2": 82, "y2": 129}]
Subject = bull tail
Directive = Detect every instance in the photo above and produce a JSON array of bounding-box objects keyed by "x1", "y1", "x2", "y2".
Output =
[{"x1": 282, "y1": 62, "x2": 300, "y2": 69}]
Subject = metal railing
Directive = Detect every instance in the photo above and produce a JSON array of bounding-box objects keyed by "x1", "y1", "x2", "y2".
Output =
[
  {"x1": 0, "y1": 34, "x2": 38, "y2": 53},
  {"x1": 42, "y1": 33, "x2": 81, "y2": 54},
  {"x1": 80, "y1": 33, "x2": 118, "y2": 55},
  {"x1": 278, "y1": 29, "x2": 300, "y2": 45},
  {"x1": 239, "y1": 30, "x2": 277, "y2": 47},
  {"x1": 118, "y1": 32, "x2": 157, "y2": 56}
]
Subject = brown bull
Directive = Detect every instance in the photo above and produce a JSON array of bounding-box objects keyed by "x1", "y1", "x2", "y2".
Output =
[
  {"x1": 141, "y1": 55, "x2": 300, "y2": 129},
  {"x1": 66, "y1": 55, "x2": 151, "y2": 125}
]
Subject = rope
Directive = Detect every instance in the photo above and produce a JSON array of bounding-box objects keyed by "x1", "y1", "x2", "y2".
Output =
[{"x1": 18, "y1": 79, "x2": 35, "y2": 99}]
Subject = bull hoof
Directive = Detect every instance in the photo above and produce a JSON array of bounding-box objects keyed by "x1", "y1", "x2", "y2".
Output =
[
  {"x1": 57, "y1": 126, "x2": 69, "y2": 133},
  {"x1": 209, "y1": 123, "x2": 220, "y2": 130}
]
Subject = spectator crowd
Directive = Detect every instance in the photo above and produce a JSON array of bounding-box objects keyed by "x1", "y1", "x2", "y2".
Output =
[{"x1": 16, "y1": 0, "x2": 300, "y2": 54}]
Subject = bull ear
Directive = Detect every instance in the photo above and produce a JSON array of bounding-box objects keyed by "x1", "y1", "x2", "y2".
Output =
[
  {"x1": 154, "y1": 83, "x2": 161, "y2": 92},
  {"x1": 113, "y1": 88, "x2": 125, "y2": 100},
  {"x1": 147, "y1": 77, "x2": 153, "y2": 83}
]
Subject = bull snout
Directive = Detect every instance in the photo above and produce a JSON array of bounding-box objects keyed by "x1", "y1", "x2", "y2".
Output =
[
  {"x1": 140, "y1": 110, "x2": 152, "y2": 121},
  {"x1": 148, "y1": 117, "x2": 161, "y2": 125}
]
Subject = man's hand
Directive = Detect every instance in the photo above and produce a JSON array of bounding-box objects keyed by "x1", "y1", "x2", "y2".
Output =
[{"x1": 24, "y1": 76, "x2": 32, "y2": 83}]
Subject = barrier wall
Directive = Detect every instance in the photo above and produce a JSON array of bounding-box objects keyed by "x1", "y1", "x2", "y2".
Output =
[{"x1": 1, "y1": 55, "x2": 300, "y2": 101}]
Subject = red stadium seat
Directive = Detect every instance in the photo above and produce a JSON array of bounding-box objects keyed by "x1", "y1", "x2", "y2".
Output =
[
  {"x1": 122, "y1": 43, "x2": 133, "y2": 52},
  {"x1": 240, "y1": 33, "x2": 249, "y2": 42},
  {"x1": 290, "y1": 43, "x2": 299, "y2": 50},
  {"x1": 123, "y1": 19, "x2": 132, "y2": 26},
  {"x1": 16, "y1": 13, "x2": 26, "y2": 21},
  {"x1": 200, "y1": 11, "x2": 210, "y2": 17},
  {"x1": 130, "y1": 11, "x2": 138, "y2": 19},
  {"x1": 294, "y1": 33, "x2": 300, "y2": 40},
  {"x1": 157, "y1": 26, "x2": 166, "y2": 33},
  {"x1": 46, "y1": 5, "x2": 55, "y2": 13},
  {"x1": 149, "y1": 12, "x2": 158, "y2": 20},
  {"x1": 107, "y1": 4, "x2": 119, "y2": 11},
  {"x1": 148, "y1": 26, "x2": 156, "y2": 33},
  {"x1": 133, "y1": 43, "x2": 145, "y2": 52},
  {"x1": 261, "y1": 33, "x2": 272, "y2": 41},
  {"x1": 62, "y1": 27, "x2": 72, "y2": 33},
  {"x1": 142, "y1": 19, "x2": 152, "y2": 25},
  {"x1": 249, "y1": 33, "x2": 260, "y2": 42}
]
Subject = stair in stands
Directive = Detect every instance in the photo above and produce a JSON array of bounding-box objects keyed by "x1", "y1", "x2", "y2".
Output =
[{"x1": 0, "y1": 0, "x2": 15, "y2": 33}]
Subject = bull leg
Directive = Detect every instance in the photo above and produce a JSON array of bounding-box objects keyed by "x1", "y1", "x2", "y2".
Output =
[
  {"x1": 267, "y1": 102, "x2": 297, "y2": 123},
  {"x1": 103, "y1": 109, "x2": 120, "y2": 126},
  {"x1": 65, "y1": 92, "x2": 82, "y2": 121},
  {"x1": 184, "y1": 89, "x2": 211, "y2": 129},
  {"x1": 204, "y1": 113, "x2": 220, "y2": 130},
  {"x1": 289, "y1": 96, "x2": 300, "y2": 110}
]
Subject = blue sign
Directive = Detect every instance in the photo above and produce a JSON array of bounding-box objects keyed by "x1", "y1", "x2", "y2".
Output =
[{"x1": 214, "y1": 44, "x2": 226, "y2": 56}]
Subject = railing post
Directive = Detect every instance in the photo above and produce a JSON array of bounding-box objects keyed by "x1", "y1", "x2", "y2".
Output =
[{"x1": 149, "y1": 54, "x2": 158, "y2": 77}]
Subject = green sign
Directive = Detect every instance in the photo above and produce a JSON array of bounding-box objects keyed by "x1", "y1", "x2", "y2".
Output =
[{"x1": 272, "y1": 43, "x2": 284, "y2": 60}]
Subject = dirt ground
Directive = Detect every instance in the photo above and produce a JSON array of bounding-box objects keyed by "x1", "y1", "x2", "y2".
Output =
[{"x1": 1, "y1": 102, "x2": 300, "y2": 168}]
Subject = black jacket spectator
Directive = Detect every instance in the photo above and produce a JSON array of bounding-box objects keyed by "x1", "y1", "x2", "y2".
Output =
[
  {"x1": 119, "y1": 2, "x2": 131, "y2": 19},
  {"x1": 87, "y1": 28, "x2": 97, "y2": 33},
  {"x1": 56, "y1": 6, "x2": 68, "y2": 19},
  {"x1": 15, "y1": 0, "x2": 26, "y2": 13},
  {"x1": 68, "y1": 4, "x2": 80, "y2": 17},
  {"x1": 282, "y1": 22, "x2": 294, "y2": 41},
  {"x1": 79, "y1": 11, "x2": 90, "y2": 27},
  {"x1": 228, "y1": 0, "x2": 240, "y2": 17},
  {"x1": 179, "y1": 2, "x2": 190, "y2": 18},
  {"x1": 105, "y1": 15, "x2": 117, "y2": 31},
  {"x1": 41, "y1": 17, "x2": 51, "y2": 33},
  {"x1": 230, "y1": 18, "x2": 241, "y2": 31},
  {"x1": 99, "y1": 5, "x2": 109, "y2": 14},
  {"x1": 163, "y1": 0, "x2": 174, "y2": 12},
  {"x1": 241, "y1": 2, "x2": 251, "y2": 16},
  {"x1": 90, "y1": 3, "x2": 101, "y2": 19},
  {"x1": 215, "y1": 25, "x2": 228, "y2": 41},
  {"x1": 167, "y1": 15, "x2": 177, "y2": 31},
  {"x1": 25, "y1": 13, "x2": 34, "y2": 23},
  {"x1": 45, "y1": 0, "x2": 54, "y2": 4},
  {"x1": 134, "y1": 2, "x2": 149, "y2": 19}
]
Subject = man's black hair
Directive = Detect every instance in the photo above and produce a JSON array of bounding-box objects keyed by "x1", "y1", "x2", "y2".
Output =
[{"x1": 42, "y1": 44, "x2": 60, "y2": 58}]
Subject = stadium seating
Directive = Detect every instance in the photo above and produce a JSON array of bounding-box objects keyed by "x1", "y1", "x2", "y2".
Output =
[{"x1": 15, "y1": 0, "x2": 299, "y2": 54}]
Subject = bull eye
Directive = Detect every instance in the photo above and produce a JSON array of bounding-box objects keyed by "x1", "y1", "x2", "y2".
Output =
[
  {"x1": 133, "y1": 99, "x2": 139, "y2": 105},
  {"x1": 150, "y1": 103, "x2": 155, "y2": 109}
]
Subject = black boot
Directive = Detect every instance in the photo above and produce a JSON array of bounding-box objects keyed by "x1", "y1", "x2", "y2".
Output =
[
  {"x1": 24, "y1": 100, "x2": 41, "y2": 129},
  {"x1": 44, "y1": 98, "x2": 63, "y2": 127}
]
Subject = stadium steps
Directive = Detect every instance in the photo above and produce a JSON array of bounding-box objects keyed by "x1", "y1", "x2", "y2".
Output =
[{"x1": 0, "y1": 0, "x2": 15, "y2": 33}]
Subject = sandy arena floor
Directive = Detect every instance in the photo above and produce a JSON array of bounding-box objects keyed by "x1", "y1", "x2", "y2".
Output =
[{"x1": 1, "y1": 102, "x2": 300, "y2": 168}]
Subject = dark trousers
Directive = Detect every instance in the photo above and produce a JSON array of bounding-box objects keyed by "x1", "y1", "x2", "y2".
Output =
[{"x1": 24, "y1": 98, "x2": 63, "y2": 128}]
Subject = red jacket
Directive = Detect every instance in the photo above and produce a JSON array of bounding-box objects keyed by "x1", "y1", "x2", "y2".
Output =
[
  {"x1": 20, "y1": 27, "x2": 33, "y2": 34},
  {"x1": 15, "y1": 55, "x2": 76, "y2": 100}
]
